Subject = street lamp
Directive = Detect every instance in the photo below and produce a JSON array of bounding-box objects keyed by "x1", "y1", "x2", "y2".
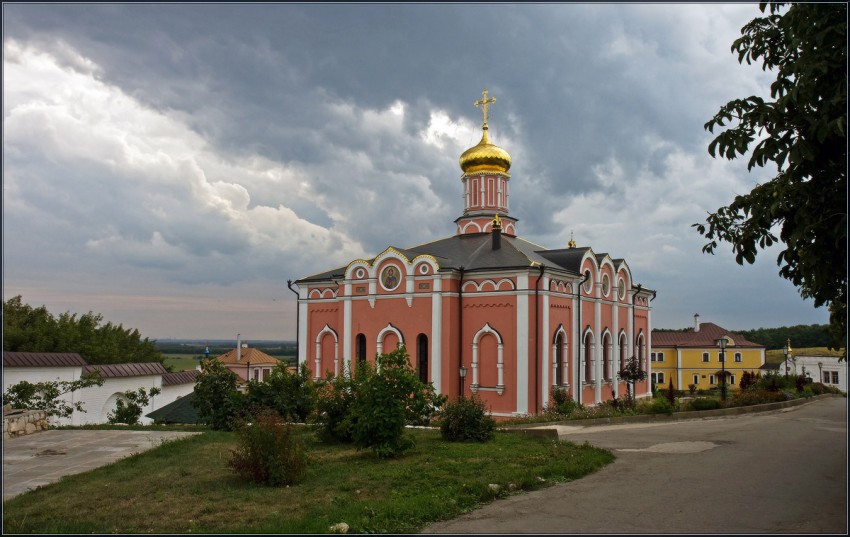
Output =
[
  {"x1": 783, "y1": 339, "x2": 792, "y2": 378},
  {"x1": 818, "y1": 361, "x2": 823, "y2": 383},
  {"x1": 716, "y1": 337, "x2": 727, "y2": 402},
  {"x1": 459, "y1": 365, "x2": 468, "y2": 398}
]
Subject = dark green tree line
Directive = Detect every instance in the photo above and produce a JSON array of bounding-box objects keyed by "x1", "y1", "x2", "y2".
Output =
[
  {"x1": 695, "y1": 2, "x2": 847, "y2": 357},
  {"x1": 2, "y1": 295, "x2": 164, "y2": 365}
]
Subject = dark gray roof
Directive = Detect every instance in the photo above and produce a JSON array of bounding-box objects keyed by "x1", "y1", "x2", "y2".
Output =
[
  {"x1": 3, "y1": 352, "x2": 88, "y2": 368},
  {"x1": 146, "y1": 392, "x2": 200, "y2": 424},
  {"x1": 83, "y1": 362, "x2": 169, "y2": 378},
  {"x1": 296, "y1": 234, "x2": 593, "y2": 283},
  {"x1": 161, "y1": 370, "x2": 199, "y2": 386}
]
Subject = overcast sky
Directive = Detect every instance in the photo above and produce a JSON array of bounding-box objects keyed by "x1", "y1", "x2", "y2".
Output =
[{"x1": 2, "y1": 3, "x2": 830, "y2": 342}]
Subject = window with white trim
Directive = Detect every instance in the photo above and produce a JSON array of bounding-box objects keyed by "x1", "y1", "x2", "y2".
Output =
[
  {"x1": 729, "y1": 374, "x2": 736, "y2": 385},
  {"x1": 693, "y1": 374, "x2": 699, "y2": 385},
  {"x1": 709, "y1": 374, "x2": 716, "y2": 385},
  {"x1": 702, "y1": 352, "x2": 710, "y2": 363},
  {"x1": 651, "y1": 372, "x2": 665, "y2": 384},
  {"x1": 734, "y1": 352, "x2": 742, "y2": 363},
  {"x1": 831, "y1": 371, "x2": 839, "y2": 384}
]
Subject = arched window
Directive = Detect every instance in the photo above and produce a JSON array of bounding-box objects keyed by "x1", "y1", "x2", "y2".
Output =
[
  {"x1": 636, "y1": 331, "x2": 646, "y2": 371},
  {"x1": 555, "y1": 333, "x2": 564, "y2": 386},
  {"x1": 584, "y1": 331, "x2": 594, "y2": 382},
  {"x1": 417, "y1": 334, "x2": 428, "y2": 384},
  {"x1": 356, "y1": 333, "x2": 366, "y2": 364},
  {"x1": 619, "y1": 332, "x2": 627, "y2": 374},
  {"x1": 602, "y1": 332, "x2": 611, "y2": 381}
]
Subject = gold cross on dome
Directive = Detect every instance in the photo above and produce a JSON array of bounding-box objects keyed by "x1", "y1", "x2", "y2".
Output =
[{"x1": 474, "y1": 88, "x2": 497, "y2": 127}]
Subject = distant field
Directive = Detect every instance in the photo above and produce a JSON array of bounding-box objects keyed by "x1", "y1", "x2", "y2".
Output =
[
  {"x1": 162, "y1": 353, "x2": 294, "y2": 372},
  {"x1": 162, "y1": 354, "x2": 202, "y2": 372},
  {"x1": 765, "y1": 347, "x2": 845, "y2": 364}
]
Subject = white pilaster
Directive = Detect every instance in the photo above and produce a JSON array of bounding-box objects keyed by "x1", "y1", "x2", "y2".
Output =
[
  {"x1": 595, "y1": 292, "x2": 602, "y2": 404},
  {"x1": 343, "y1": 284, "x2": 352, "y2": 369},
  {"x1": 542, "y1": 275, "x2": 550, "y2": 409},
  {"x1": 431, "y1": 277, "x2": 442, "y2": 393},
  {"x1": 516, "y1": 274, "x2": 529, "y2": 415}
]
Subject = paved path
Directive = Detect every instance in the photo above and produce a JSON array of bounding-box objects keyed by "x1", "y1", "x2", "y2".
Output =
[
  {"x1": 422, "y1": 397, "x2": 847, "y2": 534},
  {"x1": 3, "y1": 429, "x2": 200, "y2": 502}
]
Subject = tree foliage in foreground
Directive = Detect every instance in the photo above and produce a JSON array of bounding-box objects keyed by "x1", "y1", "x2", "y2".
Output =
[
  {"x1": 695, "y1": 2, "x2": 847, "y2": 357},
  {"x1": 3, "y1": 371, "x2": 104, "y2": 418},
  {"x1": 2, "y1": 295, "x2": 164, "y2": 365}
]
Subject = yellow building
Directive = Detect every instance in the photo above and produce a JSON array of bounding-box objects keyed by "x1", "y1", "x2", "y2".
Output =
[{"x1": 650, "y1": 314, "x2": 765, "y2": 392}]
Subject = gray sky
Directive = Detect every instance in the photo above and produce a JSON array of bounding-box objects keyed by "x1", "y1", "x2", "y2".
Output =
[{"x1": 2, "y1": 3, "x2": 830, "y2": 341}]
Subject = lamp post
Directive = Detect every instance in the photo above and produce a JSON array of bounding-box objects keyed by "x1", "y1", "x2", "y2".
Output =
[
  {"x1": 818, "y1": 361, "x2": 823, "y2": 383},
  {"x1": 716, "y1": 337, "x2": 727, "y2": 402},
  {"x1": 459, "y1": 366, "x2": 467, "y2": 398},
  {"x1": 783, "y1": 339, "x2": 791, "y2": 378}
]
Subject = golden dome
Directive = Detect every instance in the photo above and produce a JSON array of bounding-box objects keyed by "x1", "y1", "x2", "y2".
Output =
[{"x1": 459, "y1": 127, "x2": 512, "y2": 174}]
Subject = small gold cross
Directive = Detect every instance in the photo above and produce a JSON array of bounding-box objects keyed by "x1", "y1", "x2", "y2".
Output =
[{"x1": 474, "y1": 88, "x2": 497, "y2": 127}]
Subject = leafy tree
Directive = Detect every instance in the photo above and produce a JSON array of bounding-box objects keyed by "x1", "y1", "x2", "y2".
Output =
[
  {"x1": 312, "y1": 362, "x2": 365, "y2": 444},
  {"x1": 3, "y1": 295, "x2": 164, "y2": 365},
  {"x1": 695, "y1": 3, "x2": 846, "y2": 357},
  {"x1": 3, "y1": 370, "x2": 104, "y2": 419},
  {"x1": 617, "y1": 355, "x2": 648, "y2": 405},
  {"x1": 350, "y1": 345, "x2": 444, "y2": 458},
  {"x1": 244, "y1": 362, "x2": 316, "y2": 422},
  {"x1": 107, "y1": 387, "x2": 162, "y2": 425},
  {"x1": 312, "y1": 346, "x2": 445, "y2": 458},
  {"x1": 192, "y1": 359, "x2": 244, "y2": 430}
]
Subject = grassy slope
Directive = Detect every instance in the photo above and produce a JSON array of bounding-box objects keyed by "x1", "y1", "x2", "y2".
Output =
[
  {"x1": 764, "y1": 347, "x2": 845, "y2": 364},
  {"x1": 2, "y1": 428, "x2": 612, "y2": 534}
]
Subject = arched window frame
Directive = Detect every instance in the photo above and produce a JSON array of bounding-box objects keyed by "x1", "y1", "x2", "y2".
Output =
[
  {"x1": 471, "y1": 323, "x2": 505, "y2": 395},
  {"x1": 552, "y1": 325, "x2": 569, "y2": 388},
  {"x1": 582, "y1": 327, "x2": 595, "y2": 383},
  {"x1": 314, "y1": 324, "x2": 339, "y2": 379}
]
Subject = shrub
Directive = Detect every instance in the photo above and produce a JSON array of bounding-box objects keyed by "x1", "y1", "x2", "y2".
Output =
[
  {"x1": 545, "y1": 388, "x2": 581, "y2": 417},
  {"x1": 728, "y1": 389, "x2": 788, "y2": 407},
  {"x1": 637, "y1": 397, "x2": 673, "y2": 415},
  {"x1": 228, "y1": 409, "x2": 307, "y2": 486},
  {"x1": 689, "y1": 397, "x2": 722, "y2": 411},
  {"x1": 349, "y1": 346, "x2": 444, "y2": 458},
  {"x1": 192, "y1": 359, "x2": 245, "y2": 430},
  {"x1": 688, "y1": 384, "x2": 697, "y2": 395},
  {"x1": 107, "y1": 386, "x2": 161, "y2": 425},
  {"x1": 312, "y1": 364, "x2": 364, "y2": 443},
  {"x1": 439, "y1": 395, "x2": 495, "y2": 442},
  {"x1": 666, "y1": 378, "x2": 676, "y2": 406},
  {"x1": 245, "y1": 362, "x2": 316, "y2": 422},
  {"x1": 739, "y1": 371, "x2": 760, "y2": 391}
]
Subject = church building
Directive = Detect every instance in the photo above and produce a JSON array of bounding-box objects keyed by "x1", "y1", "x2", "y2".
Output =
[{"x1": 293, "y1": 90, "x2": 654, "y2": 417}]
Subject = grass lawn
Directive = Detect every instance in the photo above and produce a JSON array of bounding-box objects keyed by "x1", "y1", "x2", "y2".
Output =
[
  {"x1": 765, "y1": 347, "x2": 845, "y2": 363},
  {"x1": 162, "y1": 354, "x2": 202, "y2": 371},
  {"x1": 2, "y1": 427, "x2": 613, "y2": 534}
]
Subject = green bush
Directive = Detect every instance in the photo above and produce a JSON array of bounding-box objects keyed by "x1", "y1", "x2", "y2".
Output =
[
  {"x1": 439, "y1": 394, "x2": 495, "y2": 442},
  {"x1": 637, "y1": 397, "x2": 673, "y2": 415},
  {"x1": 312, "y1": 347, "x2": 445, "y2": 458},
  {"x1": 107, "y1": 386, "x2": 161, "y2": 425},
  {"x1": 245, "y1": 362, "x2": 316, "y2": 422},
  {"x1": 350, "y1": 346, "x2": 444, "y2": 458},
  {"x1": 192, "y1": 359, "x2": 245, "y2": 430},
  {"x1": 228, "y1": 409, "x2": 307, "y2": 486},
  {"x1": 688, "y1": 397, "x2": 722, "y2": 411},
  {"x1": 312, "y1": 364, "x2": 363, "y2": 443},
  {"x1": 727, "y1": 389, "x2": 788, "y2": 407},
  {"x1": 545, "y1": 388, "x2": 581, "y2": 417}
]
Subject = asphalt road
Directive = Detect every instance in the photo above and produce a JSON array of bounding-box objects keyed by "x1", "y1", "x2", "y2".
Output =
[{"x1": 421, "y1": 397, "x2": 848, "y2": 534}]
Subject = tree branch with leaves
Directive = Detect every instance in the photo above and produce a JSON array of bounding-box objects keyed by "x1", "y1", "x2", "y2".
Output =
[{"x1": 695, "y1": 2, "x2": 847, "y2": 357}]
